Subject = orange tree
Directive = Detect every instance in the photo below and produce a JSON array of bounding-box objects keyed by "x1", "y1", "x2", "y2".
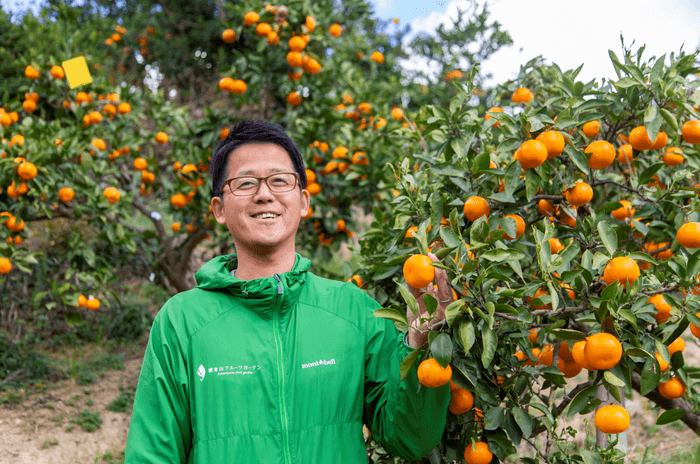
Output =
[
  {"x1": 0, "y1": 1, "x2": 511, "y2": 335},
  {"x1": 357, "y1": 45, "x2": 700, "y2": 462}
]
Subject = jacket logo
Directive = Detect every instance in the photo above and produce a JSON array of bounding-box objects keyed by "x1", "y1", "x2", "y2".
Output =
[
  {"x1": 301, "y1": 358, "x2": 336, "y2": 369},
  {"x1": 197, "y1": 364, "x2": 206, "y2": 381}
]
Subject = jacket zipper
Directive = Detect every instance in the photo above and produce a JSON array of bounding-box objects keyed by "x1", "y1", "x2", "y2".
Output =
[{"x1": 273, "y1": 274, "x2": 292, "y2": 464}]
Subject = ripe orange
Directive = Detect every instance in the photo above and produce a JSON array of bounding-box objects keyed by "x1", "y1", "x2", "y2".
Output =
[
  {"x1": 463, "y1": 196, "x2": 489, "y2": 222},
  {"x1": 117, "y1": 102, "x2": 131, "y2": 114},
  {"x1": 677, "y1": 222, "x2": 700, "y2": 248},
  {"x1": 348, "y1": 275, "x2": 364, "y2": 288},
  {"x1": 77, "y1": 294, "x2": 87, "y2": 308},
  {"x1": 667, "y1": 337, "x2": 685, "y2": 356},
  {"x1": 255, "y1": 22, "x2": 271, "y2": 37},
  {"x1": 417, "y1": 358, "x2": 451, "y2": 387},
  {"x1": 549, "y1": 237, "x2": 565, "y2": 254},
  {"x1": 565, "y1": 181, "x2": 593, "y2": 206},
  {"x1": 392, "y1": 107, "x2": 404, "y2": 120},
  {"x1": 527, "y1": 287, "x2": 551, "y2": 310},
  {"x1": 17, "y1": 162, "x2": 37, "y2": 180},
  {"x1": 681, "y1": 120, "x2": 700, "y2": 144},
  {"x1": 58, "y1": 187, "x2": 75, "y2": 203},
  {"x1": 171, "y1": 193, "x2": 187, "y2": 208},
  {"x1": 689, "y1": 313, "x2": 700, "y2": 339},
  {"x1": 288, "y1": 36, "x2": 306, "y2": 52},
  {"x1": 512, "y1": 87, "x2": 533, "y2": 103},
  {"x1": 92, "y1": 139, "x2": 106, "y2": 151},
  {"x1": 584, "y1": 333, "x2": 622, "y2": 370},
  {"x1": 286, "y1": 51, "x2": 303, "y2": 67},
  {"x1": 594, "y1": 405, "x2": 630, "y2": 434},
  {"x1": 650, "y1": 131, "x2": 668, "y2": 150},
  {"x1": 662, "y1": 146, "x2": 684, "y2": 166},
  {"x1": 517, "y1": 140, "x2": 547, "y2": 168},
  {"x1": 305, "y1": 169, "x2": 316, "y2": 184},
  {"x1": 485, "y1": 106, "x2": 504, "y2": 127},
  {"x1": 230, "y1": 80, "x2": 247, "y2": 95},
  {"x1": 219, "y1": 77, "x2": 234, "y2": 92},
  {"x1": 267, "y1": 31, "x2": 279, "y2": 46},
  {"x1": 655, "y1": 352, "x2": 669, "y2": 372},
  {"x1": 222, "y1": 28, "x2": 236, "y2": 43},
  {"x1": 572, "y1": 340, "x2": 594, "y2": 370},
  {"x1": 463, "y1": 441, "x2": 493, "y2": 464},
  {"x1": 22, "y1": 100, "x2": 36, "y2": 113},
  {"x1": 0, "y1": 257, "x2": 11, "y2": 274},
  {"x1": 85, "y1": 298, "x2": 100, "y2": 310},
  {"x1": 582, "y1": 120, "x2": 600, "y2": 137},
  {"x1": 538, "y1": 199, "x2": 555, "y2": 216},
  {"x1": 305, "y1": 16, "x2": 316, "y2": 32},
  {"x1": 243, "y1": 11, "x2": 259, "y2": 26},
  {"x1": 448, "y1": 387, "x2": 474, "y2": 414},
  {"x1": 133, "y1": 157, "x2": 148, "y2": 170},
  {"x1": 536, "y1": 130, "x2": 565, "y2": 158},
  {"x1": 352, "y1": 151, "x2": 368, "y2": 165},
  {"x1": 50, "y1": 65, "x2": 64, "y2": 79},
  {"x1": 155, "y1": 132, "x2": 168, "y2": 144},
  {"x1": 329, "y1": 24, "x2": 342, "y2": 37},
  {"x1": 585, "y1": 140, "x2": 615, "y2": 169},
  {"x1": 403, "y1": 254, "x2": 435, "y2": 289},
  {"x1": 171, "y1": 222, "x2": 181, "y2": 232},
  {"x1": 647, "y1": 294, "x2": 671, "y2": 324},
  {"x1": 611, "y1": 200, "x2": 634, "y2": 220},
  {"x1": 603, "y1": 256, "x2": 640, "y2": 288},
  {"x1": 103, "y1": 187, "x2": 121, "y2": 204},
  {"x1": 287, "y1": 91, "x2": 302, "y2": 106},
  {"x1": 628, "y1": 126, "x2": 654, "y2": 151},
  {"x1": 370, "y1": 51, "x2": 384, "y2": 63},
  {"x1": 24, "y1": 65, "x2": 40, "y2": 79},
  {"x1": 658, "y1": 377, "x2": 686, "y2": 399},
  {"x1": 502, "y1": 214, "x2": 525, "y2": 240},
  {"x1": 528, "y1": 329, "x2": 538, "y2": 342},
  {"x1": 617, "y1": 144, "x2": 634, "y2": 163}
]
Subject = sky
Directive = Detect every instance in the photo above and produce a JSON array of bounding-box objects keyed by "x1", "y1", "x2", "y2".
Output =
[{"x1": 374, "y1": 0, "x2": 700, "y2": 86}]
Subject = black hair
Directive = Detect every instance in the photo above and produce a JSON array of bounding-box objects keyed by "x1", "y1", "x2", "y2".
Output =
[{"x1": 210, "y1": 119, "x2": 307, "y2": 199}]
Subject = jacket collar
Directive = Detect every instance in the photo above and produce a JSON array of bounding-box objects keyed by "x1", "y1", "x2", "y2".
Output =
[{"x1": 194, "y1": 252, "x2": 310, "y2": 321}]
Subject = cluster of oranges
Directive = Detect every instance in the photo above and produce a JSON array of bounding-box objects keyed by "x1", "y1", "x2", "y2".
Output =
[{"x1": 76, "y1": 294, "x2": 101, "y2": 310}]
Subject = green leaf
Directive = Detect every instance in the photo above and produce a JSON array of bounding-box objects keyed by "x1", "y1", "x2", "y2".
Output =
[
  {"x1": 603, "y1": 370, "x2": 625, "y2": 387},
  {"x1": 398, "y1": 283, "x2": 419, "y2": 316},
  {"x1": 551, "y1": 329, "x2": 586, "y2": 342},
  {"x1": 597, "y1": 221, "x2": 618, "y2": 255},
  {"x1": 423, "y1": 293, "x2": 438, "y2": 316},
  {"x1": 483, "y1": 406, "x2": 504, "y2": 430},
  {"x1": 458, "y1": 320, "x2": 475, "y2": 353},
  {"x1": 431, "y1": 333, "x2": 453, "y2": 367},
  {"x1": 374, "y1": 307, "x2": 408, "y2": 332},
  {"x1": 525, "y1": 169, "x2": 541, "y2": 201},
  {"x1": 481, "y1": 248, "x2": 526, "y2": 262},
  {"x1": 644, "y1": 100, "x2": 661, "y2": 143},
  {"x1": 481, "y1": 327, "x2": 497, "y2": 368},
  {"x1": 565, "y1": 145, "x2": 591, "y2": 176},
  {"x1": 638, "y1": 163, "x2": 665, "y2": 185},
  {"x1": 566, "y1": 384, "x2": 598, "y2": 419},
  {"x1": 444, "y1": 300, "x2": 465, "y2": 328},
  {"x1": 656, "y1": 409, "x2": 686, "y2": 425},
  {"x1": 640, "y1": 356, "x2": 660, "y2": 395},
  {"x1": 511, "y1": 407, "x2": 533, "y2": 438},
  {"x1": 614, "y1": 77, "x2": 638, "y2": 89},
  {"x1": 399, "y1": 348, "x2": 422, "y2": 382}
]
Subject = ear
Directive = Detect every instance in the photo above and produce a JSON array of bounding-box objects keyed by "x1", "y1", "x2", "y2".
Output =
[
  {"x1": 211, "y1": 196, "x2": 227, "y2": 225},
  {"x1": 300, "y1": 189, "x2": 311, "y2": 217}
]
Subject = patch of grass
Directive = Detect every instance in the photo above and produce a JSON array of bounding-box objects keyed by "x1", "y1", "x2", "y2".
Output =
[
  {"x1": 41, "y1": 438, "x2": 58, "y2": 449},
  {"x1": 0, "y1": 391, "x2": 23, "y2": 404},
  {"x1": 51, "y1": 413, "x2": 65, "y2": 425},
  {"x1": 98, "y1": 448, "x2": 125, "y2": 463},
  {"x1": 628, "y1": 442, "x2": 700, "y2": 463},
  {"x1": 107, "y1": 383, "x2": 137, "y2": 413},
  {"x1": 66, "y1": 394, "x2": 80, "y2": 408},
  {"x1": 68, "y1": 409, "x2": 102, "y2": 432}
]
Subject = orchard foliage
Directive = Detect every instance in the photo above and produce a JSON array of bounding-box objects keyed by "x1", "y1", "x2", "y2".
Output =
[{"x1": 359, "y1": 45, "x2": 700, "y2": 461}]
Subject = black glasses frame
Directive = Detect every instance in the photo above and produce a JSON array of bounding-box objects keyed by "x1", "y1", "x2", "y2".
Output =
[{"x1": 219, "y1": 172, "x2": 300, "y2": 196}]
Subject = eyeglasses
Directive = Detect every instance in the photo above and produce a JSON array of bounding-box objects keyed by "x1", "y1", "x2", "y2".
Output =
[{"x1": 220, "y1": 172, "x2": 299, "y2": 196}]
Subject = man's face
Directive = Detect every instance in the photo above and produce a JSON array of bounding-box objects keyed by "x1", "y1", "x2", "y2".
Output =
[{"x1": 211, "y1": 142, "x2": 310, "y2": 254}]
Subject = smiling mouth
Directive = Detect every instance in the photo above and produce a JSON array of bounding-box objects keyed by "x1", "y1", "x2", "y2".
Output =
[{"x1": 251, "y1": 213, "x2": 281, "y2": 219}]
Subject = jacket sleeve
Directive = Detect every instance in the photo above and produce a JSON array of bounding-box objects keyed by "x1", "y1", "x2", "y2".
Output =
[
  {"x1": 361, "y1": 292, "x2": 450, "y2": 460},
  {"x1": 125, "y1": 305, "x2": 192, "y2": 463}
]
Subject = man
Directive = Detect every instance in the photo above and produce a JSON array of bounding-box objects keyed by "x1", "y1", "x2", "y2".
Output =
[{"x1": 125, "y1": 120, "x2": 453, "y2": 463}]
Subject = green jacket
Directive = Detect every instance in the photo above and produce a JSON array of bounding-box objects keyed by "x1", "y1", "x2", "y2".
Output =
[{"x1": 125, "y1": 253, "x2": 449, "y2": 463}]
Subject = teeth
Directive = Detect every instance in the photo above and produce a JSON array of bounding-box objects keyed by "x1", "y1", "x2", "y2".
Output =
[{"x1": 253, "y1": 213, "x2": 280, "y2": 219}]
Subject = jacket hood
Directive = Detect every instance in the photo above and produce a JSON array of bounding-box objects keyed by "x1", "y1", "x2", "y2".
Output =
[{"x1": 194, "y1": 252, "x2": 311, "y2": 320}]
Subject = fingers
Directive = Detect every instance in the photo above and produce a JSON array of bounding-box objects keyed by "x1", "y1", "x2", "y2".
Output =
[{"x1": 428, "y1": 252, "x2": 452, "y2": 304}]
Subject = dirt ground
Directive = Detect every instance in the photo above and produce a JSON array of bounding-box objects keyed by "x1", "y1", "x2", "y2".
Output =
[{"x1": 1, "y1": 325, "x2": 699, "y2": 463}]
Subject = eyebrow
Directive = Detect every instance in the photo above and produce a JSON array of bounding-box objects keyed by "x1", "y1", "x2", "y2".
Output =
[{"x1": 236, "y1": 167, "x2": 289, "y2": 176}]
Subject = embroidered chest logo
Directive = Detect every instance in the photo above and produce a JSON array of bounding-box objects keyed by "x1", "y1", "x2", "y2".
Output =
[
  {"x1": 301, "y1": 358, "x2": 336, "y2": 369},
  {"x1": 197, "y1": 364, "x2": 262, "y2": 381}
]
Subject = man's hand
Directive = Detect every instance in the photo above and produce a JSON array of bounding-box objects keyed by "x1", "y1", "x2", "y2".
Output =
[{"x1": 406, "y1": 252, "x2": 452, "y2": 349}]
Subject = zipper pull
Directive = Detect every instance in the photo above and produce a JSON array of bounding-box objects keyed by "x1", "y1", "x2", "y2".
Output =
[{"x1": 273, "y1": 274, "x2": 283, "y2": 295}]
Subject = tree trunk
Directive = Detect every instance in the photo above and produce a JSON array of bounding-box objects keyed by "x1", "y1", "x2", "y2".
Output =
[{"x1": 594, "y1": 385, "x2": 627, "y2": 460}]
